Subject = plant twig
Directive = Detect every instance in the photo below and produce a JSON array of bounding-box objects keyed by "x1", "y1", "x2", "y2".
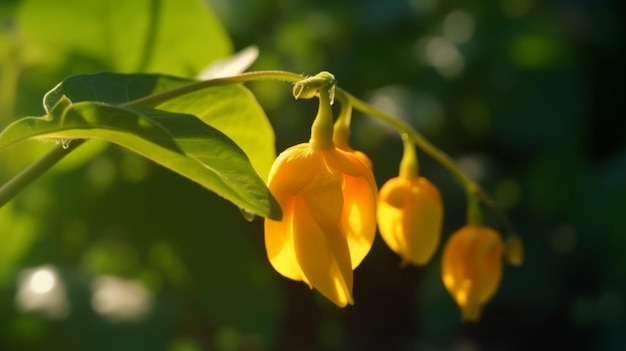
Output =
[
  {"x1": 123, "y1": 70, "x2": 304, "y2": 108},
  {"x1": 0, "y1": 140, "x2": 85, "y2": 207}
]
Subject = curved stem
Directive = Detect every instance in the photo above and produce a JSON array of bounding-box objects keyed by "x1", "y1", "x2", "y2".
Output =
[
  {"x1": 309, "y1": 87, "x2": 335, "y2": 150},
  {"x1": 399, "y1": 134, "x2": 418, "y2": 179},
  {"x1": 332, "y1": 101, "x2": 352, "y2": 149},
  {"x1": 123, "y1": 70, "x2": 305, "y2": 108},
  {"x1": 0, "y1": 140, "x2": 85, "y2": 207},
  {"x1": 291, "y1": 72, "x2": 337, "y2": 150}
]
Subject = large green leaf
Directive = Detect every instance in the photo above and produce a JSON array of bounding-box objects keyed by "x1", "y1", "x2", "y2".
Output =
[
  {"x1": 43, "y1": 72, "x2": 276, "y2": 179},
  {"x1": 17, "y1": 0, "x2": 232, "y2": 76},
  {"x1": 0, "y1": 100, "x2": 281, "y2": 219}
]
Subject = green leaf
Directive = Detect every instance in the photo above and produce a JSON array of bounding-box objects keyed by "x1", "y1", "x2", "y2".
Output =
[
  {"x1": 43, "y1": 72, "x2": 192, "y2": 112},
  {"x1": 43, "y1": 72, "x2": 276, "y2": 179},
  {"x1": 154, "y1": 85, "x2": 275, "y2": 180},
  {"x1": 17, "y1": 0, "x2": 232, "y2": 76},
  {"x1": 0, "y1": 101, "x2": 281, "y2": 219}
]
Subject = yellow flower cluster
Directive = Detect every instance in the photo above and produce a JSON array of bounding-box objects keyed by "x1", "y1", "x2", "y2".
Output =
[{"x1": 262, "y1": 72, "x2": 519, "y2": 320}]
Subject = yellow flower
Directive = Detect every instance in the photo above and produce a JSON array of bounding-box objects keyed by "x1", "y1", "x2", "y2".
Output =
[
  {"x1": 377, "y1": 176, "x2": 443, "y2": 265},
  {"x1": 337, "y1": 145, "x2": 373, "y2": 170},
  {"x1": 264, "y1": 143, "x2": 377, "y2": 307},
  {"x1": 441, "y1": 225, "x2": 504, "y2": 321}
]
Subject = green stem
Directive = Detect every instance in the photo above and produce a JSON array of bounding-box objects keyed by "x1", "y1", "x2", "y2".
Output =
[
  {"x1": 289, "y1": 71, "x2": 337, "y2": 149},
  {"x1": 309, "y1": 89, "x2": 335, "y2": 150},
  {"x1": 0, "y1": 140, "x2": 85, "y2": 207},
  {"x1": 123, "y1": 70, "x2": 305, "y2": 108},
  {"x1": 332, "y1": 102, "x2": 353, "y2": 149},
  {"x1": 399, "y1": 134, "x2": 418, "y2": 179},
  {"x1": 309, "y1": 87, "x2": 335, "y2": 150},
  {"x1": 466, "y1": 193, "x2": 483, "y2": 226}
]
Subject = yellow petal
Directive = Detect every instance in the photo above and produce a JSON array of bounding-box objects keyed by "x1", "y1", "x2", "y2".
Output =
[
  {"x1": 474, "y1": 230, "x2": 504, "y2": 304},
  {"x1": 377, "y1": 178, "x2": 411, "y2": 258},
  {"x1": 442, "y1": 225, "x2": 504, "y2": 321},
  {"x1": 341, "y1": 172, "x2": 377, "y2": 268},
  {"x1": 301, "y1": 170, "x2": 343, "y2": 226},
  {"x1": 324, "y1": 148, "x2": 367, "y2": 180},
  {"x1": 328, "y1": 148, "x2": 378, "y2": 268},
  {"x1": 402, "y1": 177, "x2": 443, "y2": 265},
  {"x1": 264, "y1": 197, "x2": 303, "y2": 281},
  {"x1": 353, "y1": 150, "x2": 373, "y2": 170},
  {"x1": 266, "y1": 144, "x2": 318, "y2": 198},
  {"x1": 379, "y1": 177, "x2": 410, "y2": 207},
  {"x1": 292, "y1": 196, "x2": 354, "y2": 307},
  {"x1": 264, "y1": 144, "x2": 317, "y2": 282},
  {"x1": 343, "y1": 148, "x2": 373, "y2": 170}
]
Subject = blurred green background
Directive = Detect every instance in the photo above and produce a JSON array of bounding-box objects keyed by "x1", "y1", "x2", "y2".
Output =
[{"x1": 1, "y1": 0, "x2": 625, "y2": 350}]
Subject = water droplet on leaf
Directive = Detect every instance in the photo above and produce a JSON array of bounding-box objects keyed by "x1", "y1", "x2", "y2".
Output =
[
  {"x1": 240, "y1": 208, "x2": 255, "y2": 222},
  {"x1": 61, "y1": 139, "x2": 72, "y2": 149}
]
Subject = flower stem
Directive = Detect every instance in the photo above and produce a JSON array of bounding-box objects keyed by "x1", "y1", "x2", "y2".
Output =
[
  {"x1": 123, "y1": 70, "x2": 305, "y2": 108},
  {"x1": 308, "y1": 87, "x2": 335, "y2": 150},
  {"x1": 0, "y1": 139, "x2": 85, "y2": 207},
  {"x1": 332, "y1": 101, "x2": 353, "y2": 149},
  {"x1": 399, "y1": 134, "x2": 418, "y2": 179}
]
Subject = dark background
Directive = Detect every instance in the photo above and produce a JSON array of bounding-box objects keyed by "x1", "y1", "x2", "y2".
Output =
[{"x1": 1, "y1": 0, "x2": 625, "y2": 350}]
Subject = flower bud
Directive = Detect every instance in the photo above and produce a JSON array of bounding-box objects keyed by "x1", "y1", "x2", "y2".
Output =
[
  {"x1": 377, "y1": 176, "x2": 443, "y2": 265},
  {"x1": 441, "y1": 225, "x2": 504, "y2": 321}
]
